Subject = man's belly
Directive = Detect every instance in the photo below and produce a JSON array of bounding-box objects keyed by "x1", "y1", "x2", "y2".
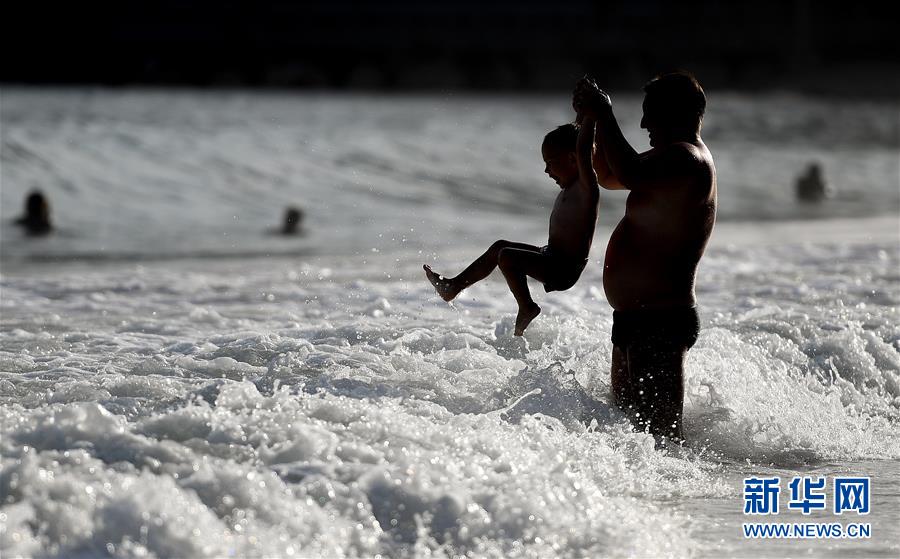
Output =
[{"x1": 602, "y1": 222, "x2": 697, "y2": 311}]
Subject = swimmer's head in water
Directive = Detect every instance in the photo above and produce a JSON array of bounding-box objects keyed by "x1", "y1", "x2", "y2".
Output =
[
  {"x1": 17, "y1": 189, "x2": 52, "y2": 235},
  {"x1": 282, "y1": 206, "x2": 304, "y2": 234},
  {"x1": 26, "y1": 191, "x2": 50, "y2": 220},
  {"x1": 641, "y1": 72, "x2": 706, "y2": 146},
  {"x1": 541, "y1": 124, "x2": 579, "y2": 188}
]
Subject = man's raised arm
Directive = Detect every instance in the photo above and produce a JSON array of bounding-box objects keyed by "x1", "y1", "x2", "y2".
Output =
[
  {"x1": 598, "y1": 105, "x2": 695, "y2": 193},
  {"x1": 575, "y1": 78, "x2": 693, "y2": 192},
  {"x1": 591, "y1": 123, "x2": 626, "y2": 190},
  {"x1": 573, "y1": 79, "x2": 640, "y2": 187}
]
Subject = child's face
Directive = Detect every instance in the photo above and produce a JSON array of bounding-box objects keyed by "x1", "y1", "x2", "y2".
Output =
[{"x1": 541, "y1": 145, "x2": 578, "y2": 188}]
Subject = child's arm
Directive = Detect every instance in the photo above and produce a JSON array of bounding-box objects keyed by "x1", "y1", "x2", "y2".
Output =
[{"x1": 576, "y1": 119, "x2": 601, "y2": 196}]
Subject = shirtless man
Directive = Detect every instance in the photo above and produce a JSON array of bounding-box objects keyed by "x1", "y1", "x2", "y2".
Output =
[
  {"x1": 425, "y1": 119, "x2": 600, "y2": 336},
  {"x1": 573, "y1": 72, "x2": 717, "y2": 443}
]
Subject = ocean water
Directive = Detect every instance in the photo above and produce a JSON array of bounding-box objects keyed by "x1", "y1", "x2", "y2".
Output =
[
  {"x1": 1, "y1": 89, "x2": 899, "y2": 558},
  {"x1": 2, "y1": 88, "x2": 898, "y2": 261}
]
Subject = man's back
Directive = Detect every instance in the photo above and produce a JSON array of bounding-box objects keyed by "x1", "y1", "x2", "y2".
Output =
[{"x1": 603, "y1": 140, "x2": 716, "y2": 311}]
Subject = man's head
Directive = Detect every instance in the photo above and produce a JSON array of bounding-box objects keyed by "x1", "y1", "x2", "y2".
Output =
[
  {"x1": 641, "y1": 72, "x2": 706, "y2": 147},
  {"x1": 541, "y1": 123, "x2": 579, "y2": 188}
]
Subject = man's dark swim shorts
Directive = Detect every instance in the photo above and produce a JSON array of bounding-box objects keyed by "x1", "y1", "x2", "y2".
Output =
[
  {"x1": 611, "y1": 306, "x2": 700, "y2": 350},
  {"x1": 540, "y1": 245, "x2": 588, "y2": 293}
]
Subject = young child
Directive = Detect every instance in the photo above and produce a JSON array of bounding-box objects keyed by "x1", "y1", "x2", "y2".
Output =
[{"x1": 424, "y1": 117, "x2": 600, "y2": 335}]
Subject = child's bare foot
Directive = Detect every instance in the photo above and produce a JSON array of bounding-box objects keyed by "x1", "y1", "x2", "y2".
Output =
[
  {"x1": 424, "y1": 265, "x2": 459, "y2": 302},
  {"x1": 514, "y1": 302, "x2": 541, "y2": 336}
]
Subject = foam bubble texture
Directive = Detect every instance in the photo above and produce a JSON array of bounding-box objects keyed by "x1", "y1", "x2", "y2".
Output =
[{"x1": 2, "y1": 239, "x2": 898, "y2": 557}]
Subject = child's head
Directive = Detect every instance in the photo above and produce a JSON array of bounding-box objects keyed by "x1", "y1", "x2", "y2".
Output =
[{"x1": 541, "y1": 124, "x2": 579, "y2": 188}]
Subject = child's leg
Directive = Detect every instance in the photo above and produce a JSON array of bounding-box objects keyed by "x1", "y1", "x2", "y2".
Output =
[
  {"x1": 496, "y1": 247, "x2": 549, "y2": 335},
  {"x1": 424, "y1": 240, "x2": 541, "y2": 302}
]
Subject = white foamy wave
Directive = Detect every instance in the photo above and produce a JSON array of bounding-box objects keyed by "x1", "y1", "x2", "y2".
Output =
[
  {"x1": 2, "y1": 234, "x2": 899, "y2": 556},
  {"x1": 2, "y1": 385, "x2": 722, "y2": 558}
]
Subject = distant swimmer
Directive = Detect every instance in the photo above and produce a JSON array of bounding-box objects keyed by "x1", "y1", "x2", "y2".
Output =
[
  {"x1": 281, "y1": 206, "x2": 304, "y2": 235},
  {"x1": 574, "y1": 72, "x2": 716, "y2": 444},
  {"x1": 795, "y1": 162, "x2": 833, "y2": 202},
  {"x1": 267, "y1": 206, "x2": 305, "y2": 236},
  {"x1": 425, "y1": 119, "x2": 601, "y2": 336},
  {"x1": 14, "y1": 190, "x2": 53, "y2": 236}
]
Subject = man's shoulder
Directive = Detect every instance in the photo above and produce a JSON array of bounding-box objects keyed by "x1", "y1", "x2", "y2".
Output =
[
  {"x1": 650, "y1": 141, "x2": 712, "y2": 172},
  {"x1": 654, "y1": 140, "x2": 705, "y2": 158}
]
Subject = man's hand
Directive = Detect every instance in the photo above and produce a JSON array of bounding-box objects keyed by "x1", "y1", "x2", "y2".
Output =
[{"x1": 573, "y1": 76, "x2": 611, "y2": 120}]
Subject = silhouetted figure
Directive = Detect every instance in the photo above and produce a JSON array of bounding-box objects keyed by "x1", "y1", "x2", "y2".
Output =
[
  {"x1": 795, "y1": 162, "x2": 832, "y2": 202},
  {"x1": 14, "y1": 190, "x2": 53, "y2": 236},
  {"x1": 281, "y1": 206, "x2": 304, "y2": 235},
  {"x1": 574, "y1": 72, "x2": 716, "y2": 444},
  {"x1": 425, "y1": 122, "x2": 600, "y2": 336}
]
